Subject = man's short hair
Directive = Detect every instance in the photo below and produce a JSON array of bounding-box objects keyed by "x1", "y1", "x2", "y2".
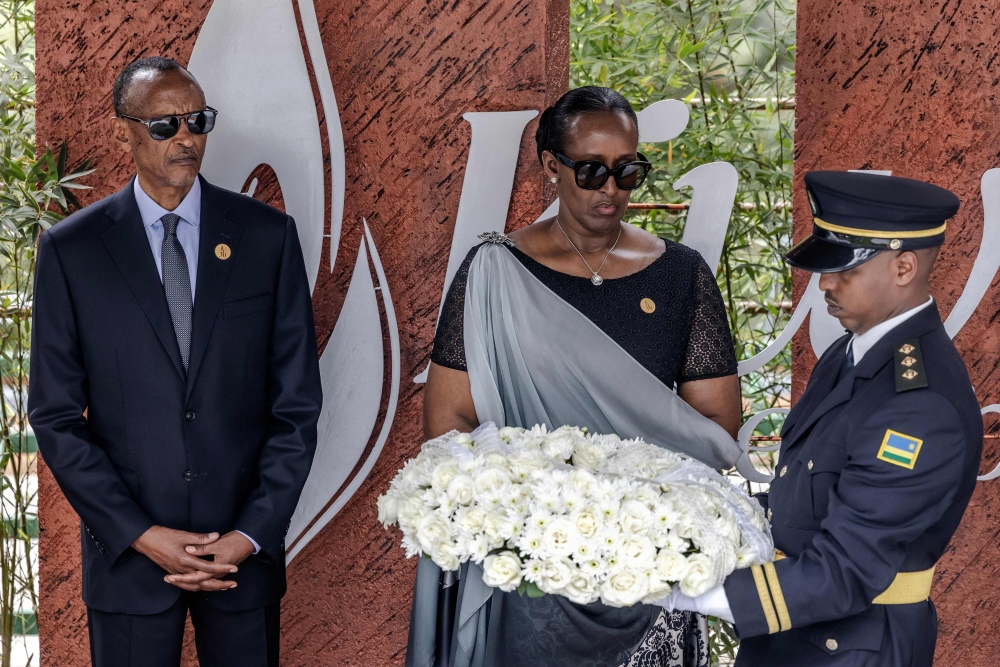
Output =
[{"x1": 113, "y1": 56, "x2": 189, "y2": 117}]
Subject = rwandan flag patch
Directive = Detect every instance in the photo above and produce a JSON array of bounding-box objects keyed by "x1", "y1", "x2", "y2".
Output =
[{"x1": 877, "y1": 430, "x2": 923, "y2": 470}]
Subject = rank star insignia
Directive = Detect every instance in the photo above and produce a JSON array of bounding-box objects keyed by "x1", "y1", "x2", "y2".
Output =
[
  {"x1": 902, "y1": 369, "x2": 918, "y2": 380},
  {"x1": 899, "y1": 344, "x2": 915, "y2": 355},
  {"x1": 901, "y1": 356, "x2": 917, "y2": 367}
]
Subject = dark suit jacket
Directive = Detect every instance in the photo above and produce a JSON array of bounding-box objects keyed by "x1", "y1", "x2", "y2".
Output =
[
  {"x1": 28, "y1": 175, "x2": 323, "y2": 614},
  {"x1": 725, "y1": 303, "x2": 982, "y2": 667}
]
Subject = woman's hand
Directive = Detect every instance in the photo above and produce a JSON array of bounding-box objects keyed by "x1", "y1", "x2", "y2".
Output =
[
  {"x1": 678, "y1": 374, "x2": 742, "y2": 439},
  {"x1": 423, "y1": 362, "x2": 480, "y2": 439}
]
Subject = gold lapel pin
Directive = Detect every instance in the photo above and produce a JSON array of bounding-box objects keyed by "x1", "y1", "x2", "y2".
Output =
[
  {"x1": 640, "y1": 298, "x2": 656, "y2": 314},
  {"x1": 215, "y1": 243, "x2": 232, "y2": 260}
]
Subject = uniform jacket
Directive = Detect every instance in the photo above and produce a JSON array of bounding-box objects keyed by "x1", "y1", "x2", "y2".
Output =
[
  {"x1": 27, "y1": 176, "x2": 323, "y2": 614},
  {"x1": 724, "y1": 302, "x2": 982, "y2": 666}
]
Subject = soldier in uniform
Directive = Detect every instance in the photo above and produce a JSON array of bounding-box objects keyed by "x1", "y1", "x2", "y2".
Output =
[{"x1": 670, "y1": 170, "x2": 983, "y2": 666}]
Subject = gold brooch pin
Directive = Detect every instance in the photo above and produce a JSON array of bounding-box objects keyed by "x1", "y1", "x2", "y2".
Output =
[
  {"x1": 215, "y1": 243, "x2": 232, "y2": 260},
  {"x1": 640, "y1": 298, "x2": 656, "y2": 314}
]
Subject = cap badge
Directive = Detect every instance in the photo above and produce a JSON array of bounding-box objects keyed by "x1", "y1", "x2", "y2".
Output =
[
  {"x1": 889, "y1": 239, "x2": 902, "y2": 250},
  {"x1": 215, "y1": 243, "x2": 232, "y2": 260},
  {"x1": 806, "y1": 188, "x2": 819, "y2": 216},
  {"x1": 640, "y1": 298, "x2": 656, "y2": 314}
]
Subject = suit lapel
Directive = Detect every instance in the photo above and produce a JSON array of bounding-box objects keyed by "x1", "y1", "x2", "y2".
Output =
[
  {"x1": 100, "y1": 180, "x2": 186, "y2": 380},
  {"x1": 780, "y1": 335, "x2": 851, "y2": 451},
  {"x1": 186, "y1": 178, "x2": 242, "y2": 397}
]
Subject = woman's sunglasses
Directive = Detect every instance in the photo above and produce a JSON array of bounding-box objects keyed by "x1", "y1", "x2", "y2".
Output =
[
  {"x1": 554, "y1": 152, "x2": 652, "y2": 191},
  {"x1": 119, "y1": 107, "x2": 219, "y2": 141}
]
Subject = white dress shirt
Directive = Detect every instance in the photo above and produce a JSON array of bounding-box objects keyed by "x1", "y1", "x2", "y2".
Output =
[
  {"x1": 133, "y1": 176, "x2": 261, "y2": 555},
  {"x1": 669, "y1": 296, "x2": 938, "y2": 624}
]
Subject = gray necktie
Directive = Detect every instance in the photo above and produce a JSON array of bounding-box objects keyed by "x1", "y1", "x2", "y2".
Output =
[{"x1": 160, "y1": 213, "x2": 192, "y2": 373}]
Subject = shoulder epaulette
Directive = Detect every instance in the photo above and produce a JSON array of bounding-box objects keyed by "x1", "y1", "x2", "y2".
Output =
[{"x1": 894, "y1": 338, "x2": 928, "y2": 393}]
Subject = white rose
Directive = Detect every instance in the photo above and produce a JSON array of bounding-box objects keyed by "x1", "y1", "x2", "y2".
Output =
[
  {"x1": 641, "y1": 574, "x2": 674, "y2": 605},
  {"x1": 563, "y1": 571, "x2": 599, "y2": 605},
  {"x1": 541, "y1": 427, "x2": 577, "y2": 461},
  {"x1": 680, "y1": 552, "x2": 717, "y2": 597},
  {"x1": 634, "y1": 484, "x2": 660, "y2": 509},
  {"x1": 537, "y1": 558, "x2": 573, "y2": 592},
  {"x1": 571, "y1": 441, "x2": 606, "y2": 471},
  {"x1": 600, "y1": 568, "x2": 650, "y2": 607},
  {"x1": 654, "y1": 549, "x2": 690, "y2": 582},
  {"x1": 617, "y1": 535, "x2": 656, "y2": 569},
  {"x1": 572, "y1": 508, "x2": 601, "y2": 539},
  {"x1": 376, "y1": 493, "x2": 399, "y2": 526},
  {"x1": 397, "y1": 495, "x2": 425, "y2": 530},
  {"x1": 431, "y1": 461, "x2": 461, "y2": 492},
  {"x1": 431, "y1": 539, "x2": 461, "y2": 571},
  {"x1": 446, "y1": 475, "x2": 475, "y2": 505},
  {"x1": 620, "y1": 500, "x2": 653, "y2": 535},
  {"x1": 454, "y1": 506, "x2": 486, "y2": 534},
  {"x1": 416, "y1": 513, "x2": 451, "y2": 553},
  {"x1": 482, "y1": 551, "x2": 523, "y2": 592},
  {"x1": 542, "y1": 518, "x2": 578, "y2": 557},
  {"x1": 474, "y1": 467, "x2": 511, "y2": 496}
]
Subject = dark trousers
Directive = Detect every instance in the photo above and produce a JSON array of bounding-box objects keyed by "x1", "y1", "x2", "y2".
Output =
[{"x1": 87, "y1": 595, "x2": 279, "y2": 667}]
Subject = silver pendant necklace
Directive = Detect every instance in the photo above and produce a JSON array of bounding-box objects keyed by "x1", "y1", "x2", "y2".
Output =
[{"x1": 555, "y1": 219, "x2": 623, "y2": 286}]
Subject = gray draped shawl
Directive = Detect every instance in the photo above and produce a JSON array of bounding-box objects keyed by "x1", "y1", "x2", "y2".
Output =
[{"x1": 408, "y1": 243, "x2": 741, "y2": 667}]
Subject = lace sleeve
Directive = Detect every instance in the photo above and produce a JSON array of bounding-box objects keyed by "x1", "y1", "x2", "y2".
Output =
[
  {"x1": 429, "y1": 246, "x2": 480, "y2": 372},
  {"x1": 678, "y1": 256, "x2": 738, "y2": 382}
]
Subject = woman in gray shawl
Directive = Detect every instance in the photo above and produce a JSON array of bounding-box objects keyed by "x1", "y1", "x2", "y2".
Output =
[{"x1": 410, "y1": 87, "x2": 743, "y2": 667}]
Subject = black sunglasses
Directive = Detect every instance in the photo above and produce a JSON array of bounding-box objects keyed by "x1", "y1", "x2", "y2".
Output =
[
  {"x1": 554, "y1": 152, "x2": 652, "y2": 190},
  {"x1": 119, "y1": 107, "x2": 219, "y2": 141}
]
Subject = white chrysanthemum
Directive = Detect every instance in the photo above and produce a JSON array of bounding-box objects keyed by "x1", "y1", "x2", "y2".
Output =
[
  {"x1": 541, "y1": 426, "x2": 578, "y2": 461},
  {"x1": 482, "y1": 551, "x2": 523, "y2": 591}
]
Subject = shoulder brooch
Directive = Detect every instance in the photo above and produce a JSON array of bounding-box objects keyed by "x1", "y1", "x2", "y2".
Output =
[{"x1": 478, "y1": 231, "x2": 515, "y2": 247}]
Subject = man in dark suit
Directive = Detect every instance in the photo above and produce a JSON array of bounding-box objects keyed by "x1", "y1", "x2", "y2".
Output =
[
  {"x1": 28, "y1": 56, "x2": 322, "y2": 666},
  {"x1": 669, "y1": 171, "x2": 983, "y2": 667}
]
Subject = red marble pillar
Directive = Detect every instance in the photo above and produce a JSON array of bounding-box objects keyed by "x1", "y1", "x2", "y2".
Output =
[
  {"x1": 34, "y1": 0, "x2": 567, "y2": 664},
  {"x1": 794, "y1": 1, "x2": 1000, "y2": 663}
]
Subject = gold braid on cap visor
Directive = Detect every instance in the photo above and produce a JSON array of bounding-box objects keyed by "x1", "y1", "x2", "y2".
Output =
[{"x1": 813, "y1": 217, "x2": 947, "y2": 239}]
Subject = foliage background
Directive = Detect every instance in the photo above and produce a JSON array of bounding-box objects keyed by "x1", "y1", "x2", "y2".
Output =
[
  {"x1": 0, "y1": 2, "x2": 90, "y2": 665},
  {"x1": 570, "y1": 0, "x2": 796, "y2": 661}
]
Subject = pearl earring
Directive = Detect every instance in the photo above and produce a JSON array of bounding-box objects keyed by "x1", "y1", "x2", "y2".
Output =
[{"x1": 550, "y1": 177, "x2": 558, "y2": 184}]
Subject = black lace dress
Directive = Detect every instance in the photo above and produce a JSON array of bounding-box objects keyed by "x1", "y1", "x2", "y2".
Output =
[{"x1": 430, "y1": 240, "x2": 738, "y2": 667}]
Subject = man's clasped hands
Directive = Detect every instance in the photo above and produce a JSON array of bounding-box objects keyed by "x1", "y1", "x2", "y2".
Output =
[{"x1": 132, "y1": 526, "x2": 256, "y2": 592}]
